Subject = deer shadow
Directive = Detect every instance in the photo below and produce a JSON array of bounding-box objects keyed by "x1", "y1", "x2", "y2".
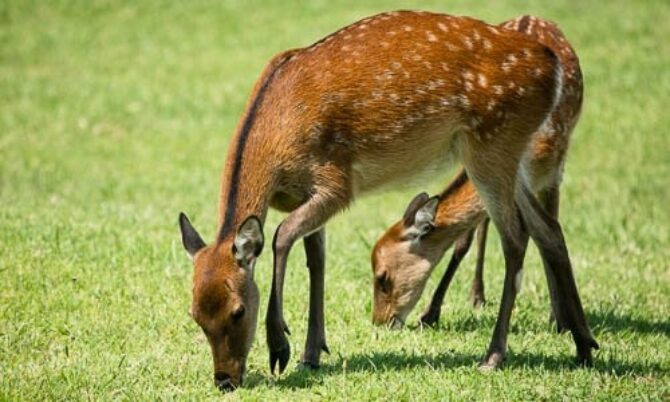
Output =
[{"x1": 247, "y1": 346, "x2": 666, "y2": 390}]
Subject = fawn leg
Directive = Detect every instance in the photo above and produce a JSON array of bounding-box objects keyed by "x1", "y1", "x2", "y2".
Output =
[
  {"x1": 470, "y1": 218, "x2": 490, "y2": 308},
  {"x1": 420, "y1": 229, "x2": 475, "y2": 327}
]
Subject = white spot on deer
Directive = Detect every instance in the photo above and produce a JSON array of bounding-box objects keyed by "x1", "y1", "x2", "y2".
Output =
[
  {"x1": 389, "y1": 93, "x2": 400, "y2": 102},
  {"x1": 357, "y1": 32, "x2": 365, "y2": 38},
  {"x1": 426, "y1": 31, "x2": 438, "y2": 42},
  {"x1": 412, "y1": 53, "x2": 423, "y2": 61},
  {"x1": 493, "y1": 85, "x2": 504, "y2": 95},
  {"x1": 403, "y1": 25, "x2": 413, "y2": 32},
  {"x1": 517, "y1": 87, "x2": 526, "y2": 96},
  {"x1": 440, "y1": 97, "x2": 452, "y2": 106},
  {"x1": 391, "y1": 61, "x2": 402, "y2": 70},
  {"x1": 486, "y1": 26, "x2": 500, "y2": 35},
  {"x1": 534, "y1": 67, "x2": 543, "y2": 77},
  {"x1": 358, "y1": 24, "x2": 368, "y2": 30},
  {"x1": 445, "y1": 42, "x2": 459, "y2": 52},
  {"x1": 441, "y1": 62, "x2": 450, "y2": 72},
  {"x1": 483, "y1": 38, "x2": 492, "y2": 50},
  {"x1": 352, "y1": 50, "x2": 360, "y2": 57},
  {"x1": 477, "y1": 73, "x2": 488, "y2": 88},
  {"x1": 438, "y1": 22, "x2": 448, "y2": 32},
  {"x1": 465, "y1": 81, "x2": 474, "y2": 92},
  {"x1": 506, "y1": 54, "x2": 518, "y2": 64},
  {"x1": 381, "y1": 41, "x2": 390, "y2": 48},
  {"x1": 515, "y1": 270, "x2": 523, "y2": 293},
  {"x1": 462, "y1": 70, "x2": 475, "y2": 82},
  {"x1": 372, "y1": 90, "x2": 383, "y2": 100},
  {"x1": 522, "y1": 48, "x2": 531, "y2": 58},
  {"x1": 423, "y1": 61, "x2": 432, "y2": 70},
  {"x1": 387, "y1": 31, "x2": 397, "y2": 36},
  {"x1": 472, "y1": 30, "x2": 481, "y2": 41},
  {"x1": 508, "y1": 81, "x2": 516, "y2": 89},
  {"x1": 461, "y1": 35, "x2": 474, "y2": 50},
  {"x1": 403, "y1": 71, "x2": 410, "y2": 79},
  {"x1": 344, "y1": 34, "x2": 352, "y2": 40},
  {"x1": 486, "y1": 99, "x2": 496, "y2": 111},
  {"x1": 341, "y1": 45, "x2": 351, "y2": 52}
]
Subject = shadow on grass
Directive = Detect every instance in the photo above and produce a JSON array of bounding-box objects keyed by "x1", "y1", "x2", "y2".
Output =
[
  {"x1": 409, "y1": 309, "x2": 669, "y2": 336},
  {"x1": 255, "y1": 347, "x2": 667, "y2": 390},
  {"x1": 587, "y1": 310, "x2": 670, "y2": 336}
]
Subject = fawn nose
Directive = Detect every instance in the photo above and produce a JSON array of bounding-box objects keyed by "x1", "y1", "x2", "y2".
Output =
[{"x1": 214, "y1": 372, "x2": 236, "y2": 392}]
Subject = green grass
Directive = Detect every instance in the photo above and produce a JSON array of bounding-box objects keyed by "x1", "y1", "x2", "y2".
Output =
[{"x1": 1, "y1": 0, "x2": 669, "y2": 400}]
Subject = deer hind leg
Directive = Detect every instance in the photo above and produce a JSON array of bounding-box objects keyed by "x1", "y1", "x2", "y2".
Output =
[
  {"x1": 536, "y1": 186, "x2": 568, "y2": 333},
  {"x1": 470, "y1": 217, "x2": 490, "y2": 308},
  {"x1": 515, "y1": 183, "x2": 599, "y2": 365},
  {"x1": 420, "y1": 229, "x2": 475, "y2": 327},
  {"x1": 266, "y1": 182, "x2": 349, "y2": 374},
  {"x1": 460, "y1": 135, "x2": 531, "y2": 370}
]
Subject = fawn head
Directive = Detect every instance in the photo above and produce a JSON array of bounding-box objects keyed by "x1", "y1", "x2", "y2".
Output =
[
  {"x1": 179, "y1": 213, "x2": 264, "y2": 392},
  {"x1": 371, "y1": 193, "x2": 441, "y2": 327}
]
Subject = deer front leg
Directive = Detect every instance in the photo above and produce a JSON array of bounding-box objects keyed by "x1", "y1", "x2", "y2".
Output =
[
  {"x1": 266, "y1": 188, "x2": 348, "y2": 374},
  {"x1": 470, "y1": 217, "x2": 489, "y2": 308},
  {"x1": 301, "y1": 228, "x2": 329, "y2": 368},
  {"x1": 420, "y1": 229, "x2": 475, "y2": 327}
]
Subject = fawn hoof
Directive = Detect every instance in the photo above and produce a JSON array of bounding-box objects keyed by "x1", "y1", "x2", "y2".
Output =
[
  {"x1": 470, "y1": 290, "x2": 486, "y2": 309},
  {"x1": 297, "y1": 360, "x2": 320, "y2": 370},
  {"x1": 478, "y1": 352, "x2": 504, "y2": 371},
  {"x1": 269, "y1": 344, "x2": 291, "y2": 375}
]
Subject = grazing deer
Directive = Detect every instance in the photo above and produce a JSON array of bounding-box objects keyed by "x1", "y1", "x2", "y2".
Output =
[
  {"x1": 371, "y1": 15, "x2": 584, "y2": 330},
  {"x1": 178, "y1": 10, "x2": 597, "y2": 391}
]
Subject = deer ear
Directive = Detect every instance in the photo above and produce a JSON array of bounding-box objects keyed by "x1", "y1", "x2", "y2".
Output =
[
  {"x1": 402, "y1": 192, "x2": 430, "y2": 227},
  {"x1": 403, "y1": 196, "x2": 439, "y2": 239},
  {"x1": 233, "y1": 216, "x2": 264, "y2": 269},
  {"x1": 179, "y1": 213, "x2": 206, "y2": 258}
]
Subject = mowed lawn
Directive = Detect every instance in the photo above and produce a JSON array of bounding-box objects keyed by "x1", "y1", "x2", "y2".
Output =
[{"x1": 1, "y1": 0, "x2": 668, "y2": 400}]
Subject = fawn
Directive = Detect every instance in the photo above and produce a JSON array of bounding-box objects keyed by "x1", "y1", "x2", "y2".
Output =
[
  {"x1": 178, "y1": 10, "x2": 597, "y2": 391},
  {"x1": 371, "y1": 15, "x2": 583, "y2": 333}
]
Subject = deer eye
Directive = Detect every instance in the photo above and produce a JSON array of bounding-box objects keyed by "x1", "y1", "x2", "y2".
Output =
[
  {"x1": 376, "y1": 271, "x2": 390, "y2": 293},
  {"x1": 231, "y1": 305, "x2": 245, "y2": 321}
]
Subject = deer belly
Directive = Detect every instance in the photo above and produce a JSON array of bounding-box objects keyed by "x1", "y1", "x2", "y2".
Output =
[{"x1": 350, "y1": 124, "x2": 460, "y2": 195}]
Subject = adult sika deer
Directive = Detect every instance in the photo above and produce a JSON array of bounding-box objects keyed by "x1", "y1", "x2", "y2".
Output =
[
  {"x1": 371, "y1": 15, "x2": 584, "y2": 331},
  {"x1": 178, "y1": 10, "x2": 598, "y2": 391}
]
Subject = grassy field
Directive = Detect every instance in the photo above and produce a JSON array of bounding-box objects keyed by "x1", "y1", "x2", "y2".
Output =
[{"x1": 1, "y1": 0, "x2": 669, "y2": 400}]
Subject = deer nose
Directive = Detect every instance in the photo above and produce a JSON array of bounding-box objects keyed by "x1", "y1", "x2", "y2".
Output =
[{"x1": 214, "y1": 372, "x2": 236, "y2": 392}]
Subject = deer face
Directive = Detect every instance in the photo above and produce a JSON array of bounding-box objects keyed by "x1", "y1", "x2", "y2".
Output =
[
  {"x1": 371, "y1": 194, "x2": 440, "y2": 327},
  {"x1": 179, "y1": 214, "x2": 263, "y2": 392}
]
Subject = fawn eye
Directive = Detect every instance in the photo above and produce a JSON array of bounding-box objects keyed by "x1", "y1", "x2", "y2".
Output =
[{"x1": 231, "y1": 305, "x2": 245, "y2": 321}]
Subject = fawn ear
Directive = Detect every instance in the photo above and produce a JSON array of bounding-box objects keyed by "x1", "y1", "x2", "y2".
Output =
[
  {"x1": 402, "y1": 192, "x2": 430, "y2": 227},
  {"x1": 402, "y1": 195, "x2": 439, "y2": 239},
  {"x1": 233, "y1": 216, "x2": 264, "y2": 269},
  {"x1": 179, "y1": 213, "x2": 206, "y2": 258}
]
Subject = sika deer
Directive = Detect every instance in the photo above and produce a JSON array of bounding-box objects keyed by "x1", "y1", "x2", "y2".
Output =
[
  {"x1": 371, "y1": 15, "x2": 584, "y2": 331},
  {"x1": 178, "y1": 11, "x2": 597, "y2": 390}
]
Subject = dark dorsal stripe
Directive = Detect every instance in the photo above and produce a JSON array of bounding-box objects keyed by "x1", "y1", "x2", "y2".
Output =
[
  {"x1": 518, "y1": 15, "x2": 531, "y2": 33},
  {"x1": 219, "y1": 54, "x2": 295, "y2": 239}
]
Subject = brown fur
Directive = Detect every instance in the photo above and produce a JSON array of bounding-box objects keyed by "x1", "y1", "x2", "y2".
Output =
[
  {"x1": 179, "y1": 11, "x2": 595, "y2": 389},
  {"x1": 371, "y1": 15, "x2": 583, "y2": 330}
]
